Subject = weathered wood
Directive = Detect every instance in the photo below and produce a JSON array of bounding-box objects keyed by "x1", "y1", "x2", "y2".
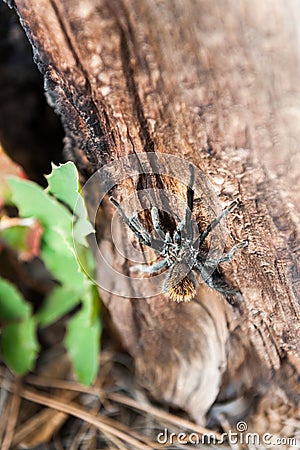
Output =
[{"x1": 7, "y1": 0, "x2": 300, "y2": 429}]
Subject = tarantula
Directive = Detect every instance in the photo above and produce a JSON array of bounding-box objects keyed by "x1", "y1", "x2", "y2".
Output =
[{"x1": 110, "y1": 165, "x2": 247, "y2": 303}]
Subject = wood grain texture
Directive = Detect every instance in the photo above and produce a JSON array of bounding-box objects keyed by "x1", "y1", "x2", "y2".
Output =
[{"x1": 8, "y1": 0, "x2": 300, "y2": 427}]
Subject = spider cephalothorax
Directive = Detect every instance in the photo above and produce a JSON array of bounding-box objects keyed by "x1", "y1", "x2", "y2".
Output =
[{"x1": 110, "y1": 165, "x2": 247, "y2": 303}]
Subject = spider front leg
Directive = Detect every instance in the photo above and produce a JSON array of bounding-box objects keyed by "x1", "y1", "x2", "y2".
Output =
[
  {"x1": 151, "y1": 207, "x2": 165, "y2": 240},
  {"x1": 185, "y1": 164, "x2": 195, "y2": 240},
  {"x1": 187, "y1": 163, "x2": 195, "y2": 213},
  {"x1": 174, "y1": 164, "x2": 195, "y2": 243},
  {"x1": 199, "y1": 199, "x2": 239, "y2": 246},
  {"x1": 110, "y1": 197, "x2": 152, "y2": 246}
]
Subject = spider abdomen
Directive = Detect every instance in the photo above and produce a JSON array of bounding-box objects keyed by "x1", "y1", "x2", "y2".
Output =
[
  {"x1": 163, "y1": 262, "x2": 197, "y2": 303},
  {"x1": 166, "y1": 275, "x2": 197, "y2": 303}
]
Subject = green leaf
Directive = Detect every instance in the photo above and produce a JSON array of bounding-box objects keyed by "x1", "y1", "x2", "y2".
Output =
[
  {"x1": 38, "y1": 286, "x2": 81, "y2": 326},
  {"x1": 41, "y1": 234, "x2": 85, "y2": 290},
  {"x1": 46, "y1": 162, "x2": 94, "y2": 247},
  {"x1": 0, "y1": 278, "x2": 30, "y2": 321},
  {"x1": 3, "y1": 163, "x2": 100, "y2": 381},
  {"x1": 42, "y1": 227, "x2": 71, "y2": 254},
  {"x1": 1, "y1": 316, "x2": 39, "y2": 375},
  {"x1": 65, "y1": 287, "x2": 101, "y2": 385},
  {"x1": 46, "y1": 162, "x2": 79, "y2": 211},
  {"x1": 73, "y1": 217, "x2": 95, "y2": 247},
  {"x1": 7, "y1": 177, "x2": 71, "y2": 234}
]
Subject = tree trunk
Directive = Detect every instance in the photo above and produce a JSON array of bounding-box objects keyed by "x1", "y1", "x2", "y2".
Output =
[{"x1": 7, "y1": 0, "x2": 300, "y2": 432}]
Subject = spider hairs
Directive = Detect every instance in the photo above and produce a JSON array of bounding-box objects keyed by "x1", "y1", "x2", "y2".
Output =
[{"x1": 110, "y1": 164, "x2": 247, "y2": 304}]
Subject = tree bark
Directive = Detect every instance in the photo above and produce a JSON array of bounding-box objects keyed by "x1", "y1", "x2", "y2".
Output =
[{"x1": 7, "y1": 0, "x2": 300, "y2": 431}]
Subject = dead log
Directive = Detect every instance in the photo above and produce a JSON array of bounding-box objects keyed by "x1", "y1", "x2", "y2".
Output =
[{"x1": 6, "y1": 0, "x2": 300, "y2": 431}]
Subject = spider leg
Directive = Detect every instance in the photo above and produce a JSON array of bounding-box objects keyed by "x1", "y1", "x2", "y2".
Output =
[
  {"x1": 151, "y1": 207, "x2": 165, "y2": 239},
  {"x1": 130, "y1": 258, "x2": 168, "y2": 274},
  {"x1": 198, "y1": 241, "x2": 248, "y2": 266},
  {"x1": 217, "y1": 241, "x2": 248, "y2": 263},
  {"x1": 194, "y1": 262, "x2": 243, "y2": 304},
  {"x1": 187, "y1": 163, "x2": 195, "y2": 213},
  {"x1": 205, "y1": 273, "x2": 241, "y2": 296},
  {"x1": 185, "y1": 164, "x2": 195, "y2": 241},
  {"x1": 110, "y1": 197, "x2": 152, "y2": 246},
  {"x1": 207, "y1": 272, "x2": 243, "y2": 305},
  {"x1": 199, "y1": 199, "x2": 239, "y2": 247}
]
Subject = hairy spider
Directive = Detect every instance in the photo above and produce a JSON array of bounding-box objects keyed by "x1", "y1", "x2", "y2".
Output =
[{"x1": 110, "y1": 165, "x2": 247, "y2": 303}]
